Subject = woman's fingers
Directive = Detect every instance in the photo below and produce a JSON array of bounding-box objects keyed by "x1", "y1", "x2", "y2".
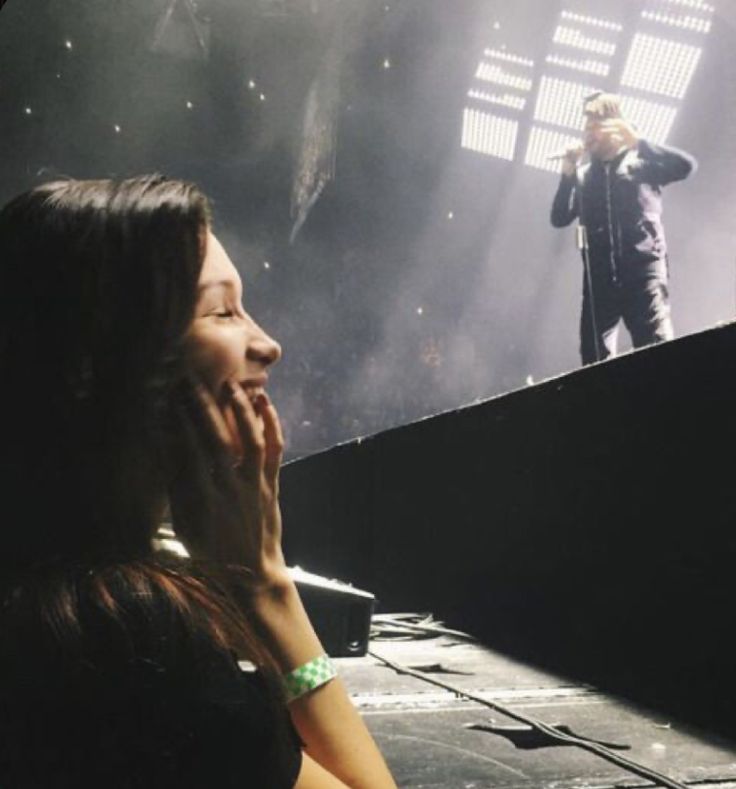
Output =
[
  {"x1": 227, "y1": 381, "x2": 266, "y2": 475},
  {"x1": 260, "y1": 393, "x2": 284, "y2": 484},
  {"x1": 190, "y1": 378, "x2": 238, "y2": 457},
  {"x1": 175, "y1": 376, "x2": 239, "y2": 469}
]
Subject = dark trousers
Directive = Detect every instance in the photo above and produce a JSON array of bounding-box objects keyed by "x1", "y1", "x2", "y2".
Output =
[{"x1": 580, "y1": 276, "x2": 674, "y2": 365}]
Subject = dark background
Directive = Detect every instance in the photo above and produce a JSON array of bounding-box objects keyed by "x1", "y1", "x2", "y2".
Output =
[{"x1": 1, "y1": 0, "x2": 735, "y2": 459}]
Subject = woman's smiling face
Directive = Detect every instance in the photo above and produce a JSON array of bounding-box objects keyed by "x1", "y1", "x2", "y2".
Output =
[{"x1": 185, "y1": 232, "x2": 281, "y2": 402}]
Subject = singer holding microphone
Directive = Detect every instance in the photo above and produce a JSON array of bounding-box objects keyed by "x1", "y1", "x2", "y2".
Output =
[{"x1": 550, "y1": 92, "x2": 697, "y2": 365}]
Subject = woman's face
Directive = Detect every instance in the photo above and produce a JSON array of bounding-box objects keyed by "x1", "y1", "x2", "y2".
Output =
[{"x1": 185, "y1": 232, "x2": 281, "y2": 402}]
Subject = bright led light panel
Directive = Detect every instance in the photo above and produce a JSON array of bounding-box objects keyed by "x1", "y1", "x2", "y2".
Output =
[
  {"x1": 560, "y1": 10, "x2": 623, "y2": 32},
  {"x1": 642, "y1": 10, "x2": 712, "y2": 33},
  {"x1": 621, "y1": 34, "x2": 702, "y2": 99},
  {"x1": 475, "y1": 62, "x2": 534, "y2": 91},
  {"x1": 468, "y1": 89, "x2": 527, "y2": 111},
  {"x1": 461, "y1": 109, "x2": 519, "y2": 160},
  {"x1": 619, "y1": 95, "x2": 678, "y2": 143},
  {"x1": 483, "y1": 49, "x2": 535, "y2": 68},
  {"x1": 658, "y1": 0, "x2": 714, "y2": 12},
  {"x1": 525, "y1": 126, "x2": 583, "y2": 173},
  {"x1": 546, "y1": 54, "x2": 610, "y2": 76},
  {"x1": 534, "y1": 76, "x2": 597, "y2": 130},
  {"x1": 553, "y1": 26, "x2": 617, "y2": 56}
]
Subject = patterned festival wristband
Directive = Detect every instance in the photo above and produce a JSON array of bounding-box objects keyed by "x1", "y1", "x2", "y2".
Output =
[{"x1": 282, "y1": 654, "x2": 338, "y2": 703}]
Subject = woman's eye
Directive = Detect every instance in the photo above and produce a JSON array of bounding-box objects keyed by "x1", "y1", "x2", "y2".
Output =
[{"x1": 211, "y1": 310, "x2": 235, "y2": 319}]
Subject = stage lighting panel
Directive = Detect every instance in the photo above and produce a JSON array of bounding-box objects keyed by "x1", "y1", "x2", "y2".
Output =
[
  {"x1": 468, "y1": 89, "x2": 527, "y2": 111},
  {"x1": 546, "y1": 54, "x2": 610, "y2": 76},
  {"x1": 641, "y1": 10, "x2": 712, "y2": 33},
  {"x1": 560, "y1": 10, "x2": 623, "y2": 32},
  {"x1": 483, "y1": 49, "x2": 535, "y2": 68},
  {"x1": 621, "y1": 34, "x2": 702, "y2": 99},
  {"x1": 619, "y1": 95, "x2": 678, "y2": 143},
  {"x1": 658, "y1": 0, "x2": 714, "y2": 12},
  {"x1": 461, "y1": 109, "x2": 519, "y2": 160},
  {"x1": 475, "y1": 62, "x2": 534, "y2": 92},
  {"x1": 553, "y1": 26, "x2": 617, "y2": 56},
  {"x1": 525, "y1": 126, "x2": 582, "y2": 173},
  {"x1": 534, "y1": 76, "x2": 598, "y2": 130}
]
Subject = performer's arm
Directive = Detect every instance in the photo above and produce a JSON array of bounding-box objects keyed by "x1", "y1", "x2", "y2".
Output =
[
  {"x1": 636, "y1": 138, "x2": 698, "y2": 186},
  {"x1": 550, "y1": 145, "x2": 583, "y2": 228},
  {"x1": 550, "y1": 173, "x2": 578, "y2": 228},
  {"x1": 597, "y1": 118, "x2": 696, "y2": 186}
]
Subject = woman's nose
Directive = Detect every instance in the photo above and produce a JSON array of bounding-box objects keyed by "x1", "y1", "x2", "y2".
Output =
[{"x1": 247, "y1": 326, "x2": 282, "y2": 367}]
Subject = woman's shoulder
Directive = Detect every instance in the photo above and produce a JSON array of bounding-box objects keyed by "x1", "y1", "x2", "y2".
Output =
[{"x1": 0, "y1": 557, "x2": 303, "y2": 788}]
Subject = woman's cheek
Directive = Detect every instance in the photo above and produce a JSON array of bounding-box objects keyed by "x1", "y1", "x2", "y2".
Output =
[{"x1": 187, "y1": 328, "x2": 242, "y2": 392}]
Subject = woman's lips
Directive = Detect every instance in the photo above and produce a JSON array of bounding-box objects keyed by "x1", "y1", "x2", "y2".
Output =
[
  {"x1": 240, "y1": 374, "x2": 268, "y2": 389},
  {"x1": 240, "y1": 377, "x2": 268, "y2": 404}
]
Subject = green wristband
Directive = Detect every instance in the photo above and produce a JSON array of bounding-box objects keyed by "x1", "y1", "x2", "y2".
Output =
[{"x1": 282, "y1": 654, "x2": 337, "y2": 703}]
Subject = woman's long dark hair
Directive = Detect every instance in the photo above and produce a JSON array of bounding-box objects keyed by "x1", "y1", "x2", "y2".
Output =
[{"x1": 0, "y1": 175, "x2": 270, "y2": 666}]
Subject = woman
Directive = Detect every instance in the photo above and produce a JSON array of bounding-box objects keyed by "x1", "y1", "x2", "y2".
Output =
[{"x1": 0, "y1": 175, "x2": 396, "y2": 789}]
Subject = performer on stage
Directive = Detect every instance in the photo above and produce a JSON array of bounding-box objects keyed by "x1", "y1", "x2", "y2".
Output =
[{"x1": 550, "y1": 92, "x2": 697, "y2": 365}]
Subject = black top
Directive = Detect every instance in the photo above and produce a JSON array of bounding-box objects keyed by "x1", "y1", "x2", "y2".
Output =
[
  {"x1": 550, "y1": 139, "x2": 697, "y2": 284},
  {"x1": 0, "y1": 568, "x2": 303, "y2": 789}
]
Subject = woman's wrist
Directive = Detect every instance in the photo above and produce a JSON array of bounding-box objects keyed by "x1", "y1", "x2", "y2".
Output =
[
  {"x1": 247, "y1": 575, "x2": 326, "y2": 672},
  {"x1": 282, "y1": 653, "x2": 338, "y2": 702}
]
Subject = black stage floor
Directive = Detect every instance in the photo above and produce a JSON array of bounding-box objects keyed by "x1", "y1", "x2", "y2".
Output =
[{"x1": 336, "y1": 629, "x2": 736, "y2": 788}]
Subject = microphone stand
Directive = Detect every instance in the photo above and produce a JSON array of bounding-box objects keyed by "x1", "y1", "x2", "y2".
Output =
[{"x1": 575, "y1": 168, "x2": 602, "y2": 363}]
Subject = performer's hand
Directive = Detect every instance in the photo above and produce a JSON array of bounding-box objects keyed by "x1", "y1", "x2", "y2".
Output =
[
  {"x1": 599, "y1": 118, "x2": 639, "y2": 151},
  {"x1": 169, "y1": 378, "x2": 288, "y2": 589},
  {"x1": 561, "y1": 144, "x2": 584, "y2": 176}
]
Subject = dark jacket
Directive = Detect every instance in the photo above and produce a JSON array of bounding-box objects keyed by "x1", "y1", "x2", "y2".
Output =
[{"x1": 550, "y1": 139, "x2": 697, "y2": 284}]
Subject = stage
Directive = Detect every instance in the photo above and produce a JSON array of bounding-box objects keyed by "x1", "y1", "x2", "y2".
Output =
[
  {"x1": 283, "y1": 322, "x2": 736, "y2": 746},
  {"x1": 338, "y1": 626, "x2": 736, "y2": 788}
]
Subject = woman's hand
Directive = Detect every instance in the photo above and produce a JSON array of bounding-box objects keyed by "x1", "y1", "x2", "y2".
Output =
[
  {"x1": 170, "y1": 383, "x2": 398, "y2": 789},
  {"x1": 169, "y1": 377, "x2": 289, "y2": 589}
]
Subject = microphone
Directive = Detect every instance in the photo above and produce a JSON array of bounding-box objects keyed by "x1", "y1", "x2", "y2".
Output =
[{"x1": 547, "y1": 146, "x2": 587, "y2": 163}]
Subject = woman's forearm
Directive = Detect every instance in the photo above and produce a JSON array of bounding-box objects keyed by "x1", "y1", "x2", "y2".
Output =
[{"x1": 250, "y1": 578, "x2": 397, "y2": 789}]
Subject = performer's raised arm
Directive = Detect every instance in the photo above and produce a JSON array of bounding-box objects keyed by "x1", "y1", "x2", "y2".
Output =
[
  {"x1": 635, "y1": 138, "x2": 698, "y2": 186},
  {"x1": 550, "y1": 145, "x2": 584, "y2": 228}
]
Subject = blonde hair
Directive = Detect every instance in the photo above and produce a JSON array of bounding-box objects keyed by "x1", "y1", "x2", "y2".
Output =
[{"x1": 583, "y1": 92, "x2": 623, "y2": 121}]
